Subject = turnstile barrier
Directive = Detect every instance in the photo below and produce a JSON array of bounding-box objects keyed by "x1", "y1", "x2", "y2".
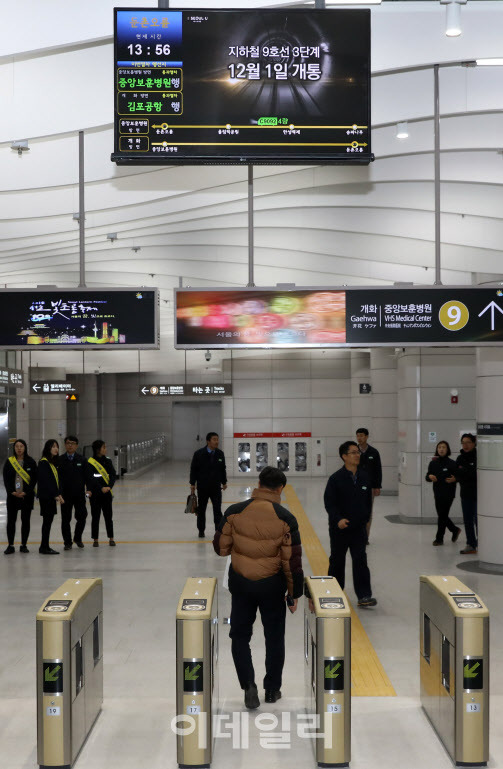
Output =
[
  {"x1": 36, "y1": 578, "x2": 103, "y2": 769},
  {"x1": 420, "y1": 575, "x2": 489, "y2": 766},
  {"x1": 176, "y1": 578, "x2": 218, "y2": 768},
  {"x1": 304, "y1": 576, "x2": 351, "y2": 767}
]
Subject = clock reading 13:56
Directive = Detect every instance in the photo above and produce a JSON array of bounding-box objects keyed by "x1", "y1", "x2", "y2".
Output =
[{"x1": 127, "y1": 43, "x2": 171, "y2": 56}]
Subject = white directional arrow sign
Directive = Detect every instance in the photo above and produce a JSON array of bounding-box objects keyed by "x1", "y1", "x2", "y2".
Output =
[
  {"x1": 478, "y1": 301, "x2": 503, "y2": 331},
  {"x1": 141, "y1": 387, "x2": 149, "y2": 395},
  {"x1": 32, "y1": 383, "x2": 41, "y2": 392}
]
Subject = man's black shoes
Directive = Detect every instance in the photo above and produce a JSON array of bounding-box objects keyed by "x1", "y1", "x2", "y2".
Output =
[
  {"x1": 4, "y1": 545, "x2": 15, "y2": 555},
  {"x1": 357, "y1": 596, "x2": 377, "y2": 607},
  {"x1": 74, "y1": 540, "x2": 84, "y2": 548},
  {"x1": 244, "y1": 683, "x2": 260, "y2": 710},
  {"x1": 39, "y1": 547, "x2": 59, "y2": 555},
  {"x1": 265, "y1": 689, "x2": 282, "y2": 703},
  {"x1": 198, "y1": 531, "x2": 205, "y2": 539}
]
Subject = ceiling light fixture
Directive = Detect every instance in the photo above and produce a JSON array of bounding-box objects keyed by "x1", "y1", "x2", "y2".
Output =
[
  {"x1": 396, "y1": 122, "x2": 409, "y2": 139},
  {"x1": 11, "y1": 140, "x2": 29, "y2": 156},
  {"x1": 441, "y1": 0, "x2": 466, "y2": 38},
  {"x1": 107, "y1": 233, "x2": 118, "y2": 243},
  {"x1": 475, "y1": 58, "x2": 503, "y2": 66}
]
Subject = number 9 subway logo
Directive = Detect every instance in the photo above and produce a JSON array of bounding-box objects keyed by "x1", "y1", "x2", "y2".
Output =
[{"x1": 439, "y1": 300, "x2": 469, "y2": 331}]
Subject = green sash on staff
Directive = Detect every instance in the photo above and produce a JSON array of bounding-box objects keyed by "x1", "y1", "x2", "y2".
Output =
[
  {"x1": 88, "y1": 457, "x2": 113, "y2": 497},
  {"x1": 40, "y1": 457, "x2": 59, "y2": 488},
  {"x1": 9, "y1": 456, "x2": 31, "y2": 487}
]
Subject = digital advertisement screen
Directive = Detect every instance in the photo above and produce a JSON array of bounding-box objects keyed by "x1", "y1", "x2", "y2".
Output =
[
  {"x1": 112, "y1": 8, "x2": 371, "y2": 165},
  {"x1": 0, "y1": 289, "x2": 159, "y2": 350},
  {"x1": 175, "y1": 287, "x2": 503, "y2": 348}
]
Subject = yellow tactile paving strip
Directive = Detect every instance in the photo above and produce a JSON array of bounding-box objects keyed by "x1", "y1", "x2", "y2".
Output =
[{"x1": 283, "y1": 483, "x2": 396, "y2": 697}]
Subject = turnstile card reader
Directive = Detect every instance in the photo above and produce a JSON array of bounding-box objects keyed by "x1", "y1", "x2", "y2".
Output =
[
  {"x1": 420, "y1": 575, "x2": 489, "y2": 766},
  {"x1": 176, "y1": 578, "x2": 218, "y2": 768},
  {"x1": 36, "y1": 578, "x2": 103, "y2": 769},
  {"x1": 305, "y1": 576, "x2": 351, "y2": 767}
]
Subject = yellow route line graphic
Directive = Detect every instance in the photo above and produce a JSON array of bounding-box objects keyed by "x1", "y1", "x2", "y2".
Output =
[{"x1": 283, "y1": 484, "x2": 396, "y2": 698}]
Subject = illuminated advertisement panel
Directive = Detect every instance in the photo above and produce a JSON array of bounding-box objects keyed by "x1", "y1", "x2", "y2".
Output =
[
  {"x1": 112, "y1": 8, "x2": 371, "y2": 165},
  {"x1": 175, "y1": 287, "x2": 503, "y2": 348},
  {"x1": 0, "y1": 289, "x2": 159, "y2": 350}
]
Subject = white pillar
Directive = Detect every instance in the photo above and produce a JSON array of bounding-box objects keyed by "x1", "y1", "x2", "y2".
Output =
[
  {"x1": 370, "y1": 349, "x2": 398, "y2": 494},
  {"x1": 350, "y1": 350, "x2": 372, "y2": 437},
  {"x1": 476, "y1": 348, "x2": 503, "y2": 568},
  {"x1": 28, "y1": 367, "x2": 67, "y2": 458},
  {"x1": 397, "y1": 348, "x2": 476, "y2": 522}
]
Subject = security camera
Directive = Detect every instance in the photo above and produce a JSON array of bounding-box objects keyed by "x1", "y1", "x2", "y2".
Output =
[{"x1": 205, "y1": 350, "x2": 212, "y2": 362}]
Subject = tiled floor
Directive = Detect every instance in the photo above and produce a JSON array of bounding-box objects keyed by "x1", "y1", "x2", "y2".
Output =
[{"x1": 0, "y1": 462, "x2": 501, "y2": 768}]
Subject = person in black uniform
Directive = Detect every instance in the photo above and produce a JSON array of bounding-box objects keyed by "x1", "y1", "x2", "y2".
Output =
[
  {"x1": 59, "y1": 435, "x2": 89, "y2": 550},
  {"x1": 455, "y1": 433, "x2": 478, "y2": 555},
  {"x1": 426, "y1": 440, "x2": 461, "y2": 546},
  {"x1": 356, "y1": 428, "x2": 382, "y2": 542},
  {"x1": 190, "y1": 432, "x2": 227, "y2": 538},
  {"x1": 2, "y1": 438, "x2": 37, "y2": 554},
  {"x1": 324, "y1": 440, "x2": 377, "y2": 608},
  {"x1": 37, "y1": 439, "x2": 63, "y2": 555},
  {"x1": 86, "y1": 439, "x2": 117, "y2": 547}
]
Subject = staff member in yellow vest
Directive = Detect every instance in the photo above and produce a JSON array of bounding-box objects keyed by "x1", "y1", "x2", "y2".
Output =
[
  {"x1": 86, "y1": 440, "x2": 117, "y2": 547},
  {"x1": 37, "y1": 439, "x2": 64, "y2": 555},
  {"x1": 2, "y1": 439, "x2": 38, "y2": 554}
]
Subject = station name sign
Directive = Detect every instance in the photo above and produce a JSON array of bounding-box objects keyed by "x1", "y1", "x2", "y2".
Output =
[
  {"x1": 140, "y1": 383, "x2": 232, "y2": 396},
  {"x1": 31, "y1": 381, "x2": 76, "y2": 395},
  {"x1": 0, "y1": 368, "x2": 24, "y2": 388},
  {"x1": 175, "y1": 287, "x2": 503, "y2": 348}
]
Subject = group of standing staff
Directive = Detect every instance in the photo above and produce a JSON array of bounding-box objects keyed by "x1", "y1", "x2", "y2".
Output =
[{"x1": 3, "y1": 436, "x2": 117, "y2": 554}]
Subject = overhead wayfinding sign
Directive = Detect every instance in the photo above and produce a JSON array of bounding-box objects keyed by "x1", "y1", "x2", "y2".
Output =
[
  {"x1": 0, "y1": 288, "x2": 159, "y2": 350},
  {"x1": 31, "y1": 381, "x2": 76, "y2": 395},
  {"x1": 175, "y1": 287, "x2": 503, "y2": 348},
  {"x1": 0, "y1": 368, "x2": 24, "y2": 388},
  {"x1": 140, "y1": 384, "x2": 232, "y2": 396}
]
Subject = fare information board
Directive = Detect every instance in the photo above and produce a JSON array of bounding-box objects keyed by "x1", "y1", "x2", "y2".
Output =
[
  {"x1": 175, "y1": 287, "x2": 503, "y2": 348},
  {"x1": 0, "y1": 289, "x2": 159, "y2": 350},
  {"x1": 112, "y1": 8, "x2": 371, "y2": 165}
]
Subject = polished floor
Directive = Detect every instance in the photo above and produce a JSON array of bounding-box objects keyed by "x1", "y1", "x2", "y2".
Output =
[{"x1": 0, "y1": 461, "x2": 501, "y2": 769}]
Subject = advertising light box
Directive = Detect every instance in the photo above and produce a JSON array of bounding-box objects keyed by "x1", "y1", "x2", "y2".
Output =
[
  {"x1": 175, "y1": 287, "x2": 503, "y2": 348},
  {"x1": 0, "y1": 289, "x2": 159, "y2": 350},
  {"x1": 112, "y1": 8, "x2": 371, "y2": 165}
]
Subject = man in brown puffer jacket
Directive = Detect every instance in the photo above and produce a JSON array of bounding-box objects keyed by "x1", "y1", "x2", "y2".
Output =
[{"x1": 213, "y1": 466, "x2": 303, "y2": 710}]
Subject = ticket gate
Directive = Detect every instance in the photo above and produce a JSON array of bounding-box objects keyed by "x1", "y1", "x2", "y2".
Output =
[
  {"x1": 304, "y1": 576, "x2": 351, "y2": 767},
  {"x1": 176, "y1": 578, "x2": 218, "y2": 768},
  {"x1": 420, "y1": 575, "x2": 489, "y2": 766},
  {"x1": 36, "y1": 578, "x2": 103, "y2": 769}
]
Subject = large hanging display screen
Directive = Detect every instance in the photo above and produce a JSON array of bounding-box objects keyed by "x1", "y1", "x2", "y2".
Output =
[
  {"x1": 112, "y1": 8, "x2": 371, "y2": 165},
  {"x1": 175, "y1": 287, "x2": 503, "y2": 348},
  {"x1": 0, "y1": 289, "x2": 159, "y2": 349}
]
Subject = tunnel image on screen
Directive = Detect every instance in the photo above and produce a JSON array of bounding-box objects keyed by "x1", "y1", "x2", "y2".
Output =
[{"x1": 113, "y1": 8, "x2": 371, "y2": 165}]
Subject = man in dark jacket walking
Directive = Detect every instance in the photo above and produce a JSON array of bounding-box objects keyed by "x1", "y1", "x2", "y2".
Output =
[
  {"x1": 356, "y1": 428, "x2": 382, "y2": 542},
  {"x1": 59, "y1": 435, "x2": 89, "y2": 549},
  {"x1": 456, "y1": 433, "x2": 478, "y2": 554},
  {"x1": 213, "y1": 466, "x2": 303, "y2": 710},
  {"x1": 190, "y1": 432, "x2": 227, "y2": 537},
  {"x1": 324, "y1": 441, "x2": 377, "y2": 608}
]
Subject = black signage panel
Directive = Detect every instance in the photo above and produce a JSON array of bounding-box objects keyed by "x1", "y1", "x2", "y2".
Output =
[
  {"x1": 184, "y1": 661, "x2": 203, "y2": 692},
  {"x1": 140, "y1": 384, "x2": 232, "y2": 396},
  {"x1": 43, "y1": 662, "x2": 63, "y2": 694},
  {"x1": 463, "y1": 658, "x2": 483, "y2": 690},
  {"x1": 0, "y1": 368, "x2": 24, "y2": 388},
  {"x1": 0, "y1": 289, "x2": 159, "y2": 350},
  {"x1": 477, "y1": 423, "x2": 503, "y2": 435},
  {"x1": 175, "y1": 287, "x2": 503, "y2": 348},
  {"x1": 359, "y1": 383, "x2": 371, "y2": 394},
  {"x1": 31, "y1": 381, "x2": 76, "y2": 395},
  {"x1": 112, "y1": 8, "x2": 371, "y2": 166},
  {"x1": 324, "y1": 659, "x2": 344, "y2": 691}
]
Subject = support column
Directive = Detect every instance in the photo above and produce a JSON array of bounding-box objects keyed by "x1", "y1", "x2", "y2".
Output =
[
  {"x1": 397, "y1": 348, "x2": 475, "y2": 522},
  {"x1": 28, "y1": 367, "x2": 67, "y2": 458},
  {"x1": 476, "y1": 348, "x2": 503, "y2": 568},
  {"x1": 350, "y1": 350, "x2": 372, "y2": 438},
  {"x1": 370, "y1": 349, "x2": 398, "y2": 495}
]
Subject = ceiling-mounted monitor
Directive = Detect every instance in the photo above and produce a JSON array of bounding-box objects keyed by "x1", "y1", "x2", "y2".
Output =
[{"x1": 112, "y1": 7, "x2": 371, "y2": 165}]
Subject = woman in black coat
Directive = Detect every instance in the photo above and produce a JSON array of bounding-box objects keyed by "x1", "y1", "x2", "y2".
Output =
[
  {"x1": 37, "y1": 439, "x2": 64, "y2": 554},
  {"x1": 2, "y1": 438, "x2": 38, "y2": 554},
  {"x1": 86, "y1": 439, "x2": 117, "y2": 547},
  {"x1": 425, "y1": 440, "x2": 461, "y2": 546}
]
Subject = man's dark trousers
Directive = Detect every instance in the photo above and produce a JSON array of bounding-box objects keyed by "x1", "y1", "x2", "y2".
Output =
[
  {"x1": 461, "y1": 498, "x2": 477, "y2": 548},
  {"x1": 61, "y1": 497, "x2": 87, "y2": 546},
  {"x1": 328, "y1": 525, "x2": 372, "y2": 599},
  {"x1": 197, "y1": 483, "x2": 222, "y2": 533},
  {"x1": 228, "y1": 567, "x2": 286, "y2": 691}
]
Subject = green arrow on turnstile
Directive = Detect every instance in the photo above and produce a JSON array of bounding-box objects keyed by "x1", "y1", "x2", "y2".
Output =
[
  {"x1": 325, "y1": 662, "x2": 341, "y2": 679},
  {"x1": 464, "y1": 661, "x2": 481, "y2": 678},
  {"x1": 185, "y1": 663, "x2": 201, "y2": 681},
  {"x1": 44, "y1": 665, "x2": 61, "y2": 682}
]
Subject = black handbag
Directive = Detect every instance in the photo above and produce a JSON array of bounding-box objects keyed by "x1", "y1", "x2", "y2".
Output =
[{"x1": 184, "y1": 492, "x2": 198, "y2": 515}]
